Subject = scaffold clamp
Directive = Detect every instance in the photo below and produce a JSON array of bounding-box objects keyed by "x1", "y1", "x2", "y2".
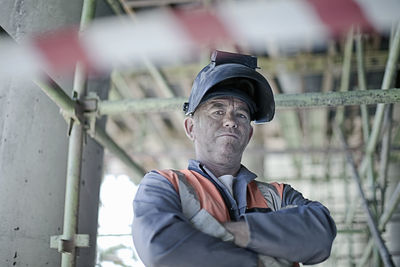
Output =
[
  {"x1": 50, "y1": 234, "x2": 90, "y2": 253},
  {"x1": 82, "y1": 92, "x2": 100, "y2": 137}
]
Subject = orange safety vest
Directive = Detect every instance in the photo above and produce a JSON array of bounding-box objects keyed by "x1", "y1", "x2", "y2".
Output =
[
  {"x1": 157, "y1": 169, "x2": 299, "y2": 267},
  {"x1": 158, "y1": 169, "x2": 284, "y2": 223}
]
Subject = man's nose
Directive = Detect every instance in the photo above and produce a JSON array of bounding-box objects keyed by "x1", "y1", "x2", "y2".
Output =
[{"x1": 223, "y1": 113, "x2": 238, "y2": 128}]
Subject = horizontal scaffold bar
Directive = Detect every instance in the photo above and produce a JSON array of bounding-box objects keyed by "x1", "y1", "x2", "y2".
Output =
[{"x1": 98, "y1": 88, "x2": 400, "y2": 116}]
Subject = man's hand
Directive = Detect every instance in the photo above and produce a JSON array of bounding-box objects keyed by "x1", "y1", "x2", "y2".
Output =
[{"x1": 224, "y1": 220, "x2": 250, "y2": 247}]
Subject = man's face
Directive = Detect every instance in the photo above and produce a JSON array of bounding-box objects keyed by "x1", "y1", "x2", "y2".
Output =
[{"x1": 184, "y1": 96, "x2": 253, "y2": 165}]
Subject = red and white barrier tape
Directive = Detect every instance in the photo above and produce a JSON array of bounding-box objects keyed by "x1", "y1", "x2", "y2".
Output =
[{"x1": 1, "y1": 0, "x2": 399, "y2": 79}]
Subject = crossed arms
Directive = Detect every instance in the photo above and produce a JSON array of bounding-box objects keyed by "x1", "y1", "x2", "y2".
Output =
[{"x1": 132, "y1": 171, "x2": 336, "y2": 267}]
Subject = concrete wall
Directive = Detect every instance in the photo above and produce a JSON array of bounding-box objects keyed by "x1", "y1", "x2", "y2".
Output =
[{"x1": 0, "y1": 0, "x2": 111, "y2": 266}]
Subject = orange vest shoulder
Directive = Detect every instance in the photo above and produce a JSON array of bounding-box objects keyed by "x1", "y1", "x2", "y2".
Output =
[
  {"x1": 157, "y1": 169, "x2": 279, "y2": 222},
  {"x1": 158, "y1": 169, "x2": 230, "y2": 223}
]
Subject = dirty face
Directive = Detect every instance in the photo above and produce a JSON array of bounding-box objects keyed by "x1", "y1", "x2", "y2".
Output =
[{"x1": 184, "y1": 97, "x2": 253, "y2": 166}]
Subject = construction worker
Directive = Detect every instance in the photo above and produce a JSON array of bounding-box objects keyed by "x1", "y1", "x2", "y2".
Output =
[{"x1": 132, "y1": 51, "x2": 336, "y2": 267}]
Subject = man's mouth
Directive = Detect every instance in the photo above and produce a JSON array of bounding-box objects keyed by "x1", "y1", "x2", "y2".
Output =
[{"x1": 218, "y1": 133, "x2": 239, "y2": 139}]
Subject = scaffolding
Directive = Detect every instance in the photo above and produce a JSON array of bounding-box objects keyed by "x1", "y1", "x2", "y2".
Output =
[
  {"x1": 2, "y1": 0, "x2": 399, "y2": 266},
  {"x1": 40, "y1": 23, "x2": 400, "y2": 267}
]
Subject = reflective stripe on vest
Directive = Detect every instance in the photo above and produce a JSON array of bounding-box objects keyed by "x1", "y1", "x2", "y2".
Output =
[
  {"x1": 172, "y1": 170, "x2": 235, "y2": 242},
  {"x1": 255, "y1": 181, "x2": 283, "y2": 212}
]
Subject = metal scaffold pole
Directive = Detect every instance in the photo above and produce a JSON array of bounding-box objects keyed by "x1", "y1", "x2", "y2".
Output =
[
  {"x1": 336, "y1": 126, "x2": 395, "y2": 267},
  {"x1": 360, "y1": 25, "x2": 400, "y2": 175},
  {"x1": 91, "y1": 124, "x2": 146, "y2": 182},
  {"x1": 61, "y1": 0, "x2": 96, "y2": 266},
  {"x1": 355, "y1": 29, "x2": 377, "y2": 205},
  {"x1": 97, "y1": 89, "x2": 400, "y2": 116},
  {"x1": 62, "y1": 118, "x2": 85, "y2": 267},
  {"x1": 355, "y1": 30, "x2": 370, "y2": 142},
  {"x1": 338, "y1": 29, "x2": 355, "y2": 266},
  {"x1": 358, "y1": 182, "x2": 400, "y2": 266}
]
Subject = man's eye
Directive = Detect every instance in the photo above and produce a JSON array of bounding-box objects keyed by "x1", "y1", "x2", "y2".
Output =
[
  {"x1": 238, "y1": 113, "x2": 248, "y2": 119},
  {"x1": 214, "y1": 110, "x2": 224, "y2": 115}
]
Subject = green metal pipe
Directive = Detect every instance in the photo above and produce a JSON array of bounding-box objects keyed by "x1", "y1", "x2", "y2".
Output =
[
  {"x1": 111, "y1": 71, "x2": 132, "y2": 97},
  {"x1": 61, "y1": 67, "x2": 88, "y2": 267},
  {"x1": 356, "y1": 31, "x2": 375, "y2": 193},
  {"x1": 336, "y1": 126, "x2": 395, "y2": 267},
  {"x1": 34, "y1": 79, "x2": 74, "y2": 110},
  {"x1": 357, "y1": 182, "x2": 400, "y2": 267},
  {"x1": 361, "y1": 25, "x2": 400, "y2": 175},
  {"x1": 61, "y1": 1, "x2": 96, "y2": 266},
  {"x1": 356, "y1": 31, "x2": 371, "y2": 143},
  {"x1": 72, "y1": 62, "x2": 88, "y2": 99},
  {"x1": 79, "y1": 0, "x2": 97, "y2": 30},
  {"x1": 61, "y1": 123, "x2": 84, "y2": 267},
  {"x1": 378, "y1": 105, "x2": 393, "y2": 212},
  {"x1": 34, "y1": 79, "x2": 79, "y2": 121},
  {"x1": 354, "y1": 31, "x2": 377, "y2": 231},
  {"x1": 99, "y1": 97, "x2": 186, "y2": 115},
  {"x1": 337, "y1": 228, "x2": 367, "y2": 234},
  {"x1": 98, "y1": 89, "x2": 400, "y2": 116},
  {"x1": 337, "y1": 33, "x2": 357, "y2": 265},
  {"x1": 142, "y1": 56, "x2": 175, "y2": 98},
  {"x1": 90, "y1": 124, "x2": 146, "y2": 183},
  {"x1": 275, "y1": 88, "x2": 400, "y2": 108},
  {"x1": 380, "y1": 182, "x2": 400, "y2": 230},
  {"x1": 104, "y1": 0, "x2": 124, "y2": 15},
  {"x1": 145, "y1": 51, "x2": 388, "y2": 77},
  {"x1": 336, "y1": 27, "x2": 354, "y2": 126},
  {"x1": 357, "y1": 239, "x2": 375, "y2": 267}
]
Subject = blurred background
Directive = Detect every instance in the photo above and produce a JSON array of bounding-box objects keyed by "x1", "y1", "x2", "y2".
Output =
[{"x1": 0, "y1": 0, "x2": 399, "y2": 266}]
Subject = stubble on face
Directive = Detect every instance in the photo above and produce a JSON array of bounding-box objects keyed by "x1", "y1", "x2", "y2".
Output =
[{"x1": 190, "y1": 97, "x2": 253, "y2": 172}]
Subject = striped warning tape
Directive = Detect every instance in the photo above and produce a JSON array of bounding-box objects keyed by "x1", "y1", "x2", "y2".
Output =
[{"x1": 0, "y1": 0, "x2": 399, "y2": 79}]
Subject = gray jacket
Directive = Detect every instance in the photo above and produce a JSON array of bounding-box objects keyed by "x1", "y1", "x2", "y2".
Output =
[{"x1": 132, "y1": 160, "x2": 336, "y2": 267}]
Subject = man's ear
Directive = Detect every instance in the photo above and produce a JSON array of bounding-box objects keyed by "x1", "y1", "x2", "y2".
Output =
[{"x1": 183, "y1": 117, "x2": 195, "y2": 141}]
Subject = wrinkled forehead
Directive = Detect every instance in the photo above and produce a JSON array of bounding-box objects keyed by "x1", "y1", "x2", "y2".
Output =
[{"x1": 199, "y1": 96, "x2": 250, "y2": 113}]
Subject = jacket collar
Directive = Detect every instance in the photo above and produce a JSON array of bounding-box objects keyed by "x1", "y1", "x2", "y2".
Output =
[
  {"x1": 187, "y1": 159, "x2": 257, "y2": 184},
  {"x1": 188, "y1": 159, "x2": 258, "y2": 217}
]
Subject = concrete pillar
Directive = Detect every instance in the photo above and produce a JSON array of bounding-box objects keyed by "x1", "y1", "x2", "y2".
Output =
[{"x1": 0, "y1": 1, "x2": 111, "y2": 266}]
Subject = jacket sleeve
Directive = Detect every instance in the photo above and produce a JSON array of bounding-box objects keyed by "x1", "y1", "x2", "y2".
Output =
[
  {"x1": 132, "y1": 170, "x2": 259, "y2": 267},
  {"x1": 243, "y1": 184, "x2": 337, "y2": 265}
]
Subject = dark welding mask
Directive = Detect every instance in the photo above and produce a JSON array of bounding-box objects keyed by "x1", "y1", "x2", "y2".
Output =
[{"x1": 183, "y1": 50, "x2": 275, "y2": 123}]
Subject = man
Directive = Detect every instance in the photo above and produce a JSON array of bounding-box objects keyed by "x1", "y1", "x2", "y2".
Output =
[{"x1": 132, "y1": 51, "x2": 336, "y2": 267}]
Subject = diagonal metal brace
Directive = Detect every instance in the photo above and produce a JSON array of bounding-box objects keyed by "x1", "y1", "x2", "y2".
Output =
[
  {"x1": 50, "y1": 234, "x2": 90, "y2": 254},
  {"x1": 35, "y1": 79, "x2": 102, "y2": 137}
]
